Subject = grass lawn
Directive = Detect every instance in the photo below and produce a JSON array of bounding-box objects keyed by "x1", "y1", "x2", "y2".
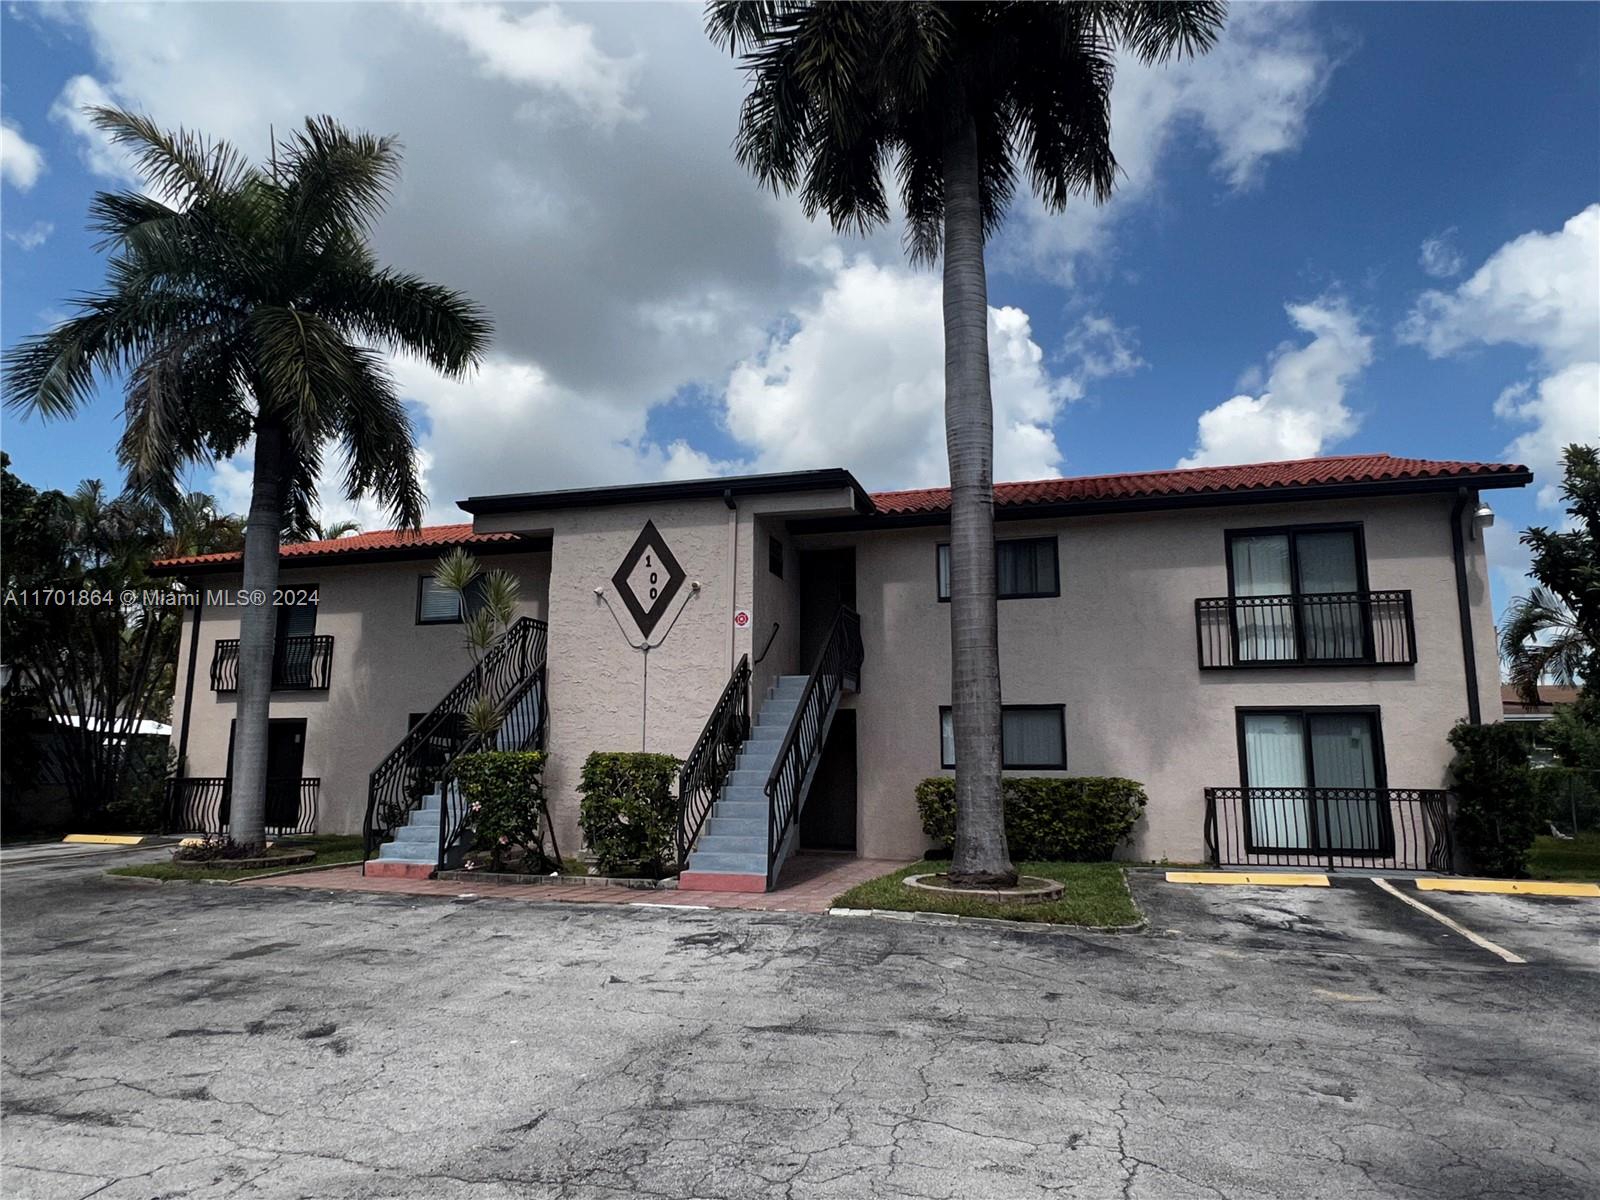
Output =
[
  {"x1": 1526, "y1": 831, "x2": 1600, "y2": 882},
  {"x1": 107, "y1": 835, "x2": 365, "y2": 883},
  {"x1": 833, "y1": 860, "x2": 1142, "y2": 928}
]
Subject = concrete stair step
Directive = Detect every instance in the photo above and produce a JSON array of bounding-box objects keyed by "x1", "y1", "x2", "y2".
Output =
[
  {"x1": 685, "y1": 851, "x2": 767, "y2": 874},
  {"x1": 376, "y1": 842, "x2": 434, "y2": 863},
  {"x1": 704, "y1": 815, "x2": 764, "y2": 838},
  {"x1": 711, "y1": 798, "x2": 765, "y2": 819},
  {"x1": 693, "y1": 834, "x2": 765, "y2": 856}
]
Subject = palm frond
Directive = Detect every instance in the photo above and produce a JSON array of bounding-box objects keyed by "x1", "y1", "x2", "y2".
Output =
[
  {"x1": 278, "y1": 116, "x2": 402, "y2": 250},
  {"x1": 312, "y1": 268, "x2": 492, "y2": 377},
  {"x1": 87, "y1": 107, "x2": 253, "y2": 208}
]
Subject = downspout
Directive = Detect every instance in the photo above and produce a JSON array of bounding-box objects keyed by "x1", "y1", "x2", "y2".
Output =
[
  {"x1": 724, "y1": 488, "x2": 738, "y2": 673},
  {"x1": 175, "y1": 584, "x2": 204, "y2": 776},
  {"x1": 1448, "y1": 488, "x2": 1482, "y2": 725}
]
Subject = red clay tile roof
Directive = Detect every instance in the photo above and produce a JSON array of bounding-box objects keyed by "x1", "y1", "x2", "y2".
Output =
[
  {"x1": 151, "y1": 523, "x2": 525, "y2": 571},
  {"x1": 1501, "y1": 683, "x2": 1580, "y2": 710},
  {"x1": 869, "y1": 454, "x2": 1529, "y2": 515}
]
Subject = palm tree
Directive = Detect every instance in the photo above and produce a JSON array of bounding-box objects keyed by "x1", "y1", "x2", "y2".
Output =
[
  {"x1": 708, "y1": 1, "x2": 1225, "y2": 884},
  {"x1": 297, "y1": 517, "x2": 362, "y2": 543},
  {"x1": 1501, "y1": 588, "x2": 1589, "y2": 705},
  {"x1": 4, "y1": 109, "x2": 491, "y2": 849}
]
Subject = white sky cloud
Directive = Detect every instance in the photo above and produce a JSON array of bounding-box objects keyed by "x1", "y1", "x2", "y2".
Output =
[
  {"x1": 721, "y1": 254, "x2": 1068, "y2": 487},
  {"x1": 1004, "y1": 2, "x2": 1332, "y2": 282},
  {"x1": 0, "y1": 118, "x2": 45, "y2": 190},
  {"x1": 1179, "y1": 299, "x2": 1374, "y2": 467},
  {"x1": 5, "y1": 220, "x2": 54, "y2": 250},
  {"x1": 49, "y1": 74, "x2": 139, "y2": 182},
  {"x1": 1418, "y1": 228, "x2": 1464, "y2": 278},
  {"x1": 420, "y1": 3, "x2": 643, "y2": 126},
  {"x1": 38, "y1": 2, "x2": 1341, "y2": 517},
  {"x1": 1400, "y1": 204, "x2": 1599, "y2": 507}
]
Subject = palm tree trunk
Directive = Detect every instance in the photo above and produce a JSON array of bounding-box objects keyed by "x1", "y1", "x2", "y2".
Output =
[
  {"x1": 942, "y1": 110, "x2": 1017, "y2": 887},
  {"x1": 228, "y1": 417, "x2": 287, "y2": 849}
]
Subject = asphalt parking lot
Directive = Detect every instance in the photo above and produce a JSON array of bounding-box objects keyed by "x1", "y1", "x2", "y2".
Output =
[{"x1": 2, "y1": 853, "x2": 1596, "y2": 1200}]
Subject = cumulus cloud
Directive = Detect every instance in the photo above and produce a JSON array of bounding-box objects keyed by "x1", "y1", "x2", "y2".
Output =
[
  {"x1": 421, "y1": 3, "x2": 643, "y2": 126},
  {"x1": 721, "y1": 255, "x2": 1068, "y2": 487},
  {"x1": 49, "y1": 75, "x2": 140, "y2": 182},
  {"x1": 0, "y1": 118, "x2": 45, "y2": 190},
  {"x1": 1007, "y1": 2, "x2": 1333, "y2": 281},
  {"x1": 1400, "y1": 205, "x2": 1599, "y2": 506},
  {"x1": 5, "y1": 220, "x2": 54, "y2": 250},
  {"x1": 1418, "y1": 228, "x2": 1464, "y2": 278},
  {"x1": 1179, "y1": 299, "x2": 1374, "y2": 467},
  {"x1": 1059, "y1": 314, "x2": 1145, "y2": 396}
]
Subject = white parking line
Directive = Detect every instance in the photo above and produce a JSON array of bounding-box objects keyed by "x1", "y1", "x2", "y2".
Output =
[{"x1": 1370, "y1": 877, "x2": 1526, "y2": 964}]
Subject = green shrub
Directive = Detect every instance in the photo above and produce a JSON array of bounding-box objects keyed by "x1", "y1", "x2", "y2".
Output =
[
  {"x1": 1448, "y1": 722, "x2": 1538, "y2": 877},
  {"x1": 455, "y1": 750, "x2": 548, "y2": 873},
  {"x1": 577, "y1": 751, "x2": 683, "y2": 877},
  {"x1": 915, "y1": 776, "x2": 1147, "y2": 861}
]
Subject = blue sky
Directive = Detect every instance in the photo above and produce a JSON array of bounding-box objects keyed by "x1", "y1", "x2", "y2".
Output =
[{"x1": 2, "y1": 2, "x2": 1596, "y2": 614}]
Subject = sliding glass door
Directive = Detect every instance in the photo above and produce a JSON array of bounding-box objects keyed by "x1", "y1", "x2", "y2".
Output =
[
  {"x1": 1229, "y1": 527, "x2": 1369, "y2": 663},
  {"x1": 1240, "y1": 709, "x2": 1390, "y2": 855}
]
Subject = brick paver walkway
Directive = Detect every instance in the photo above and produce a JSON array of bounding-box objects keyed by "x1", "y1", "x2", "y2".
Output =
[{"x1": 247, "y1": 851, "x2": 910, "y2": 914}]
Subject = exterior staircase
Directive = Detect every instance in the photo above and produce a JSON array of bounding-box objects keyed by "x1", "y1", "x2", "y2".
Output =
[
  {"x1": 366, "y1": 790, "x2": 447, "y2": 879},
  {"x1": 679, "y1": 674, "x2": 808, "y2": 891}
]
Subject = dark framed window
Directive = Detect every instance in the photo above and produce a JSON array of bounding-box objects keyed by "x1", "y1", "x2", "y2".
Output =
[
  {"x1": 1235, "y1": 706, "x2": 1390, "y2": 855},
  {"x1": 416, "y1": 575, "x2": 488, "y2": 625},
  {"x1": 1225, "y1": 523, "x2": 1370, "y2": 662},
  {"x1": 769, "y1": 535, "x2": 784, "y2": 579},
  {"x1": 939, "y1": 704, "x2": 1066, "y2": 769},
  {"x1": 936, "y1": 536, "x2": 1059, "y2": 601},
  {"x1": 273, "y1": 584, "x2": 319, "y2": 688}
]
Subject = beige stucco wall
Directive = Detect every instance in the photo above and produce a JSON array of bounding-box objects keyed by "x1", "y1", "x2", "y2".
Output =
[
  {"x1": 169, "y1": 485, "x2": 1507, "y2": 865},
  {"x1": 799, "y1": 491, "x2": 1503, "y2": 863},
  {"x1": 473, "y1": 487, "x2": 854, "y2": 853},
  {"x1": 170, "y1": 551, "x2": 551, "y2": 834}
]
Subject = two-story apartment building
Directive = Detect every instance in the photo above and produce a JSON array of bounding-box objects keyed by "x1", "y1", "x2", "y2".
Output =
[{"x1": 152, "y1": 452, "x2": 1530, "y2": 888}]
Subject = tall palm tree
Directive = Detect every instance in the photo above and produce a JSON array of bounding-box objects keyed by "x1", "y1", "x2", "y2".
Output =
[
  {"x1": 709, "y1": 1, "x2": 1225, "y2": 884},
  {"x1": 4, "y1": 109, "x2": 491, "y2": 849},
  {"x1": 1501, "y1": 588, "x2": 1589, "y2": 705}
]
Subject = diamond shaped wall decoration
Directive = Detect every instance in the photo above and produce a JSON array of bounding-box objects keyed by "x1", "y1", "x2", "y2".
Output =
[{"x1": 611, "y1": 519, "x2": 686, "y2": 638}]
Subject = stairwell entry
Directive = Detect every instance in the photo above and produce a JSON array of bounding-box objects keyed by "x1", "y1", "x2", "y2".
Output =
[{"x1": 679, "y1": 674, "x2": 810, "y2": 891}]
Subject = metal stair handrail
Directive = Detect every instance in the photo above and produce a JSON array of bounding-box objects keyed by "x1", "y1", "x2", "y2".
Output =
[
  {"x1": 764, "y1": 607, "x2": 862, "y2": 886},
  {"x1": 433, "y1": 663, "x2": 550, "y2": 870},
  {"x1": 363, "y1": 616, "x2": 548, "y2": 865},
  {"x1": 675, "y1": 654, "x2": 751, "y2": 868}
]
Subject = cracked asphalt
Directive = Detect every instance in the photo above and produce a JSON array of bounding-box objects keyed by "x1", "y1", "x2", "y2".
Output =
[{"x1": 2, "y1": 855, "x2": 1596, "y2": 1199}]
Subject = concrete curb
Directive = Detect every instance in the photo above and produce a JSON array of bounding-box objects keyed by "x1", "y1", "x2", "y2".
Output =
[
  {"x1": 436, "y1": 869, "x2": 678, "y2": 890},
  {"x1": 827, "y1": 906, "x2": 1148, "y2": 935}
]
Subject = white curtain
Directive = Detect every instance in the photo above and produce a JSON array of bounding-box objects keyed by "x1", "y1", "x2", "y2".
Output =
[
  {"x1": 1231, "y1": 535, "x2": 1294, "y2": 661},
  {"x1": 1242, "y1": 713, "x2": 1310, "y2": 848}
]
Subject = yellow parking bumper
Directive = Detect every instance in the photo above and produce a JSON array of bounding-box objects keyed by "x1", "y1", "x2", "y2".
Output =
[
  {"x1": 1165, "y1": 871, "x2": 1329, "y2": 887},
  {"x1": 1417, "y1": 878, "x2": 1599, "y2": 898}
]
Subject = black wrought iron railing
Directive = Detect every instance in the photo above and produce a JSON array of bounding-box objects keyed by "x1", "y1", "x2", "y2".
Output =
[
  {"x1": 165, "y1": 776, "x2": 319, "y2": 837},
  {"x1": 1204, "y1": 786, "x2": 1453, "y2": 872},
  {"x1": 676, "y1": 655, "x2": 751, "y2": 868},
  {"x1": 765, "y1": 607, "x2": 862, "y2": 886},
  {"x1": 362, "y1": 617, "x2": 548, "y2": 869},
  {"x1": 1195, "y1": 591, "x2": 1415, "y2": 669},
  {"x1": 210, "y1": 635, "x2": 335, "y2": 691},
  {"x1": 433, "y1": 665, "x2": 550, "y2": 870}
]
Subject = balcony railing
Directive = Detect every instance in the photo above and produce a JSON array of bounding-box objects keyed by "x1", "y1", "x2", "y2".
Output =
[
  {"x1": 1204, "y1": 786, "x2": 1453, "y2": 872},
  {"x1": 1195, "y1": 591, "x2": 1415, "y2": 669},
  {"x1": 165, "y1": 776, "x2": 319, "y2": 837},
  {"x1": 210, "y1": 635, "x2": 334, "y2": 692}
]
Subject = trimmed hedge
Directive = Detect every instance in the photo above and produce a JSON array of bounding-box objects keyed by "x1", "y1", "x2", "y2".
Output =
[
  {"x1": 915, "y1": 776, "x2": 1147, "y2": 861},
  {"x1": 577, "y1": 751, "x2": 683, "y2": 877},
  {"x1": 1448, "y1": 722, "x2": 1538, "y2": 877},
  {"x1": 456, "y1": 750, "x2": 548, "y2": 873}
]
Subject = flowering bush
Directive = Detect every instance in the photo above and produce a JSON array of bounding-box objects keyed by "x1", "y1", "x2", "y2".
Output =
[
  {"x1": 454, "y1": 750, "x2": 548, "y2": 873},
  {"x1": 172, "y1": 836, "x2": 255, "y2": 863},
  {"x1": 576, "y1": 752, "x2": 682, "y2": 877}
]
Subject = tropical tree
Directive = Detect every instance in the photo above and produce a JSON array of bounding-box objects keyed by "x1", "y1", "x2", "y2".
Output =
[
  {"x1": 4, "y1": 109, "x2": 491, "y2": 849},
  {"x1": 708, "y1": 0, "x2": 1225, "y2": 883},
  {"x1": 1, "y1": 457, "x2": 235, "y2": 828},
  {"x1": 298, "y1": 517, "x2": 362, "y2": 543},
  {"x1": 433, "y1": 548, "x2": 522, "y2": 737},
  {"x1": 1500, "y1": 588, "x2": 1586, "y2": 704},
  {"x1": 1507, "y1": 444, "x2": 1599, "y2": 703}
]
